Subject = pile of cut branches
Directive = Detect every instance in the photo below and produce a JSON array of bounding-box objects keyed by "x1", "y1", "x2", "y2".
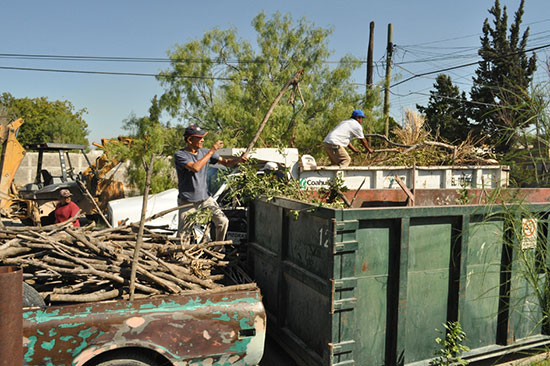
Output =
[
  {"x1": 361, "y1": 110, "x2": 499, "y2": 166},
  {"x1": 0, "y1": 221, "x2": 252, "y2": 304},
  {"x1": 220, "y1": 160, "x2": 350, "y2": 208}
]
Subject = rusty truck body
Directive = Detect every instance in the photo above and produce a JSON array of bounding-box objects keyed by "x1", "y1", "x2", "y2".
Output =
[{"x1": 22, "y1": 288, "x2": 266, "y2": 366}]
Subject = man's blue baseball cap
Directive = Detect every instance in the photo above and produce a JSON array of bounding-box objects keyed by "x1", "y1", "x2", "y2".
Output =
[{"x1": 351, "y1": 109, "x2": 365, "y2": 118}]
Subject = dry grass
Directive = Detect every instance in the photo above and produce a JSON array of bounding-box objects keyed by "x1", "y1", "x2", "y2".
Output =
[{"x1": 392, "y1": 109, "x2": 429, "y2": 145}]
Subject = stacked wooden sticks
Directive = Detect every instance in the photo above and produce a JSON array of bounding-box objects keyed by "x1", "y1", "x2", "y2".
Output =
[{"x1": 0, "y1": 220, "x2": 253, "y2": 304}]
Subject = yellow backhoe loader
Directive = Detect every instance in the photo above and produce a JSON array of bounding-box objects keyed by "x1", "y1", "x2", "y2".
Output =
[
  {"x1": 0, "y1": 118, "x2": 34, "y2": 221},
  {"x1": 0, "y1": 118, "x2": 128, "y2": 225}
]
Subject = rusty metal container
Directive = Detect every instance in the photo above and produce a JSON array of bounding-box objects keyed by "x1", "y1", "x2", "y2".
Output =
[{"x1": 0, "y1": 266, "x2": 23, "y2": 366}]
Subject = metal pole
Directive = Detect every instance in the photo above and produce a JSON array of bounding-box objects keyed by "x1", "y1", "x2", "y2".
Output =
[
  {"x1": 383, "y1": 23, "x2": 393, "y2": 137},
  {"x1": 366, "y1": 21, "x2": 375, "y2": 144},
  {"x1": 0, "y1": 266, "x2": 23, "y2": 366},
  {"x1": 366, "y1": 21, "x2": 375, "y2": 90}
]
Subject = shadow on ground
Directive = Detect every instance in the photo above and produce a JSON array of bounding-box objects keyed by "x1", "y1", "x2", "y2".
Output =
[{"x1": 260, "y1": 336, "x2": 298, "y2": 366}]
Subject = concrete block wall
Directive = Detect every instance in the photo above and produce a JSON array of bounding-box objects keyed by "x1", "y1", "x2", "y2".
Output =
[{"x1": 14, "y1": 151, "x2": 129, "y2": 186}]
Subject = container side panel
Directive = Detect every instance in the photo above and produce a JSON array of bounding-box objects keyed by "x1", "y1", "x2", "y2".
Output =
[
  {"x1": 249, "y1": 249, "x2": 279, "y2": 321},
  {"x1": 341, "y1": 170, "x2": 376, "y2": 190},
  {"x1": 330, "y1": 218, "x2": 358, "y2": 365},
  {"x1": 405, "y1": 219, "x2": 452, "y2": 363},
  {"x1": 353, "y1": 221, "x2": 394, "y2": 365},
  {"x1": 287, "y1": 213, "x2": 333, "y2": 279},
  {"x1": 461, "y1": 218, "x2": 503, "y2": 349},
  {"x1": 509, "y1": 248, "x2": 544, "y2": 341},
  {"x1": 416, "y1": 170, "x2": 444, "y2": 189},
  {"x1": 284, "y1": 273, "x2": 331, "y2": 362},
  {"x1": 254, "y1": 200, "x2": 283, "y2": 254}
]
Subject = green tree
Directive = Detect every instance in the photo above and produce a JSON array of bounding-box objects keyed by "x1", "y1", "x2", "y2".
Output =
[
  {"x1": 417, "y1": 74, "x2": 470, "y2": 143},
  {"x1": 115, "y1": 97, "x2": 177, "y2": 194},
  {"x1": 469, "y1": 0, "x2": 537, "y2": 152},
  {"x1": 0, "y1": 92, "x2": 89, "y2": 147},
  {"x1": 158, "y1": 11, "x2": 380, "y2": 159},
  {"x1": 504, "y1": 73, "x2": 550, "y2": 187}
]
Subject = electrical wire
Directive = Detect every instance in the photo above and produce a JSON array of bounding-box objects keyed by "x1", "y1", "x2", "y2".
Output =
[
  {"x1": 0, "y1": 53, "x2": 262, "y2": 64},
  {"x1": 399, "y1": 18, "x2": 550, "y2": 48},
  {"x1": 0, "y1": 65, "x2": 234, "y2": 80},
  {"x1": 389, "y1": 90, "x2": 502, "y2": 108},
  {"x1": 0, "y1": 26, "x2": 546, "y2": 78},
  {"x1": 390, "y1": 43, "x2": 550, "y2": 88},
  {"x1": 0, "y1": 24, "x2": 548, "y2": 106},
  {"x1": 0, "y1": 52, "x2": 380, "y2": 66}
]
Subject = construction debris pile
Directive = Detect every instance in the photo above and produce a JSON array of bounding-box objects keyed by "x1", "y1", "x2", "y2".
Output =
[{"x1": 0, "y1": 221, "x2": 253, "y2": 304}]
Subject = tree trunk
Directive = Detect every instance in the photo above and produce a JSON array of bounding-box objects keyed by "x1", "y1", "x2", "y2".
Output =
[{"x1": 129, "y1": 154, "x2": 155, "y2": 301}]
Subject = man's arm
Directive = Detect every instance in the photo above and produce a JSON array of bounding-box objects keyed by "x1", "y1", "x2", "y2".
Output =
[
  {"x1": 350, "y1": 120, "x2": 373, "y2": 154},
  {"x1": 359, "y1": 137, "x2": 374, "y2": 154},
  {"x1": 184, "y1": 141, "x2": 223, "y2": 172},
  {"x1": 348, "y1": 142, "x2": 360, "y2": 154},
  {"x1": 218, "y1": 155, "x2": 248, "y2": 168}
]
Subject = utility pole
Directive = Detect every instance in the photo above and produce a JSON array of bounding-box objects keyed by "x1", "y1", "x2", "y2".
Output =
[
  {"x1": 383, "y1": 23, "x2": 393, "y2": 137},
  {"x1": 366, "y1": 21, "x2": 375, "y2": 144},
  {"x1": 366, "y1": 21, "x2": 374, "y2": 90}
]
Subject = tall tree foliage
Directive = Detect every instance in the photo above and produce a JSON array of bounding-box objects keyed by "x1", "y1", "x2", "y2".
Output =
[
  {"x1": 469, "y1": 0, "x2": 536, "y2": 152},
  {"x1": 115, "y1": 96, "x2": 177, "y2": 194},
  {"x1": 157, "y1": 12, "x2": 378, "y2": 158},
  {"x1": 0, "y1": 92, "x2": 89, "y2": 147},
  {"x1": 417, "y1": 74, "x2": 470, "y2": 143},
  {"x1": 507, "y1": 65, "x2": 550, "y2": 186}
]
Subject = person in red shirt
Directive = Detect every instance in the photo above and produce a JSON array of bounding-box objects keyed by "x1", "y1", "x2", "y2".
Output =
[{"x1": 54, "y1": 189, "x2": 81, "y2": 227}]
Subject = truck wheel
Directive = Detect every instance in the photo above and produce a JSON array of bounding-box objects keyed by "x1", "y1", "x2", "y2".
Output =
[
  {"x1": 95, "y1": 360, "x2": 152, "y2": 366},
  {"x1": 90, "y1": 350, "x2": 161, "y2": 366}
]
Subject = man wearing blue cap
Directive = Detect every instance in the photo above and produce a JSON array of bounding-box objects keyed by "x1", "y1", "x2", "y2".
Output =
[
  {"x1": 174, "y1": 125, "x2": 246, "y2": 241},
  {"x1": 323, "y1": 109, "x2": 374, "y2": 166}
]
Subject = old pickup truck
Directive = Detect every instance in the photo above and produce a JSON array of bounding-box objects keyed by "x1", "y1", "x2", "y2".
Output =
[{"x1": 22, "y1": 286, "x2": 266, "y2": 366}]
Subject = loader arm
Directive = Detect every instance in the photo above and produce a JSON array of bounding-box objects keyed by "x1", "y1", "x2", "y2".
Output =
[
  {"x1": 82, "y1": 137, "x2": 132, "y2": 181},
  {"x1": 79, "y1": 137, "x2": 132, "y2": 212},
  {"x1": 0, "y1": 118, "x2": 25, "y2": 215}
]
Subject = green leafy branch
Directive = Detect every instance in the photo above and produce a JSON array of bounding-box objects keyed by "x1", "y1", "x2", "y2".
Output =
[{"x1": 429, "y1": 321, "x2": 470, "y2": 366}]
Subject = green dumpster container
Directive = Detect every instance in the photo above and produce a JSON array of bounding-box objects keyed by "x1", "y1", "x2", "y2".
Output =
[{"x1": 248, "y1": 195, "x2": 550, "y2": 365}]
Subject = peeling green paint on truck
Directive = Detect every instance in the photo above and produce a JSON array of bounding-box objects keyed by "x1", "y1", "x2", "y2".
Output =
[{"x1": 23, "y1": 288, "x2": 266, "y2": 366}]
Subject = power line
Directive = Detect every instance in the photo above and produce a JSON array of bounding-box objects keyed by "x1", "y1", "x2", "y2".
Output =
[
  {"x1": 389, "y1": 90, "x2": 502, "y2": 108},
  {"x1": 400, "y1": 32, "x2": 482, "y2": 48},
  {"x1": 390, "y1": 43, "x2": 550, "y2": 88},
  {"x1": 1, "y1": 37, "x2": 547, "y2": 91},
  {"x1": 0, "y1": 53, "x2": 263, "y2": 64},
  {"x1": 0, "y1": 65, "x2": 234, "y2": 80},
  {"x1": 0, "y1": 52, "x2": 379, "y2": 66},
  {"x1": 393, "y1": 26, "x2": 550, "y2": 68},
  {"x1": 1, "y1": 25, "x2": 547, "y2": 71},
  {"x1": 399, "y1": 18, "x2": 550, "y2": 48}
]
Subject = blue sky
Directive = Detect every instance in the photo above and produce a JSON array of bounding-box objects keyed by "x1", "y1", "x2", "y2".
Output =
[{"x1": 2, "y1": 1, "x2": 549, "y2": 146}]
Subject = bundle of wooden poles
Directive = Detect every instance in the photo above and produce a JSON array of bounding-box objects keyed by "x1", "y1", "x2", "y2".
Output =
[{"x1": 0, "y1": 219, "x2": 253, "y2": 304}]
